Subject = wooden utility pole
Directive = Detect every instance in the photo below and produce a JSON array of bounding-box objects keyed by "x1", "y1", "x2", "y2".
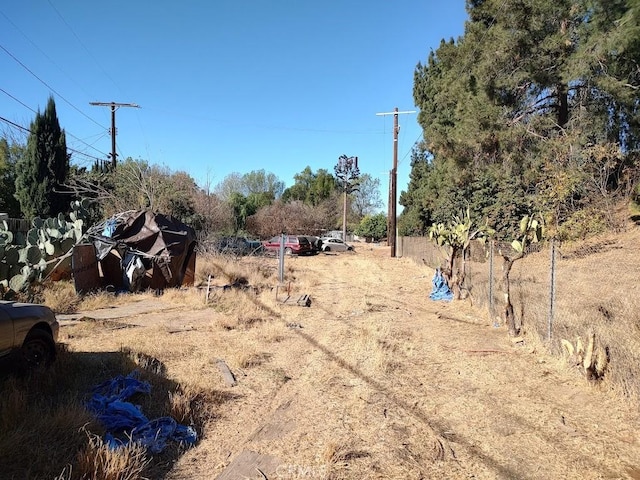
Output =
[
  {"x1": 89, "y1": 101, "x2": 140, "y2": 169},
  {"x1": 376, "y1": 107, "x2": 416, "y2": 257}
]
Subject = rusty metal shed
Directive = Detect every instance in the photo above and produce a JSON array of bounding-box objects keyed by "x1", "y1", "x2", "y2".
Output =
[{"x1": 74, "y1": 210, "x2": 196, "y2": 293}]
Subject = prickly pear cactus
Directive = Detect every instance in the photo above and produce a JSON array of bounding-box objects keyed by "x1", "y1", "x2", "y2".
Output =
[{"x1": 0, "y1": 200, "x2": 90, "y2": 297}]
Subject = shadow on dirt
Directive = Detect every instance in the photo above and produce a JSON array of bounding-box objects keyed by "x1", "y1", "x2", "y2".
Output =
[{"x1": 0, "y1": 347, "x2": 237, "y2": 480}]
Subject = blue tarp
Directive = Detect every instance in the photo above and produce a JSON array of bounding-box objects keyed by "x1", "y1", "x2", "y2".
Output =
[
  {"x1": 87, "y1": 371, "x2": 197, "y2": 453},
  {"x1": 429, "y1": 268, "x2": 453, "y2": 301}
]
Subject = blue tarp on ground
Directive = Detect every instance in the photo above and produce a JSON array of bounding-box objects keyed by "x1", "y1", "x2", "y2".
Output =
[
  {"x1": 429, "y1": 268, "x2": 453, "y2": 302},
  {"x1": 87, "y1": 371, "x2": 197, "y2": 454}
]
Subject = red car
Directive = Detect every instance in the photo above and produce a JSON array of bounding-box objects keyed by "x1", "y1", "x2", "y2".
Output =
[{"x1": 262, "y1": 235, "x2": 313, "y2": 255}]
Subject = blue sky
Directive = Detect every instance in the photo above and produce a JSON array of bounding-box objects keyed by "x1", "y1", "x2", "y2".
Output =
[{"x1": 0, "y1": 1, "x2": 468, "y2": 211}]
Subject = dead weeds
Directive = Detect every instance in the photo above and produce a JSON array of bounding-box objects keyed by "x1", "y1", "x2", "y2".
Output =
[{"x1": 8, "y1": 241, "x2": 640, "y2": 479}]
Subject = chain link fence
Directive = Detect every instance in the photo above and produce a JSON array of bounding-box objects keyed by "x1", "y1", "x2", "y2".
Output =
[{"x1": 399, "y1": 235, "x2": 640, "y2": 399}]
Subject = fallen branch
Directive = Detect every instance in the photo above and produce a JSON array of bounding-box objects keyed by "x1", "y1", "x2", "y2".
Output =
[
  {"x1": 167, "y1": 326, "x2": 195, "y2": 334},
  {"x1": 441, "y1": 345, "x2": 514, "y2": 355}
]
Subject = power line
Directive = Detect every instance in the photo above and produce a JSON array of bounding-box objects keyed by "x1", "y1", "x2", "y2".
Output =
[
  {"x1": 142, "y1": 106, "x2": 386, "y2": 135},
  {"x1": 0, "y1": 86, "x2": 36, "y2": 113},
  {"x1": 399, "y1": 132, "x2": 423, "y2": 167},
  {"x1": 0, "y1": 42, "x2": 107, "y2": 130},
  {"x1": 0, "y1": 87, "x2": 109, "y2": 157},
  {"x1": 45, "y1": 0, "x2": 126, "y2": 99},
  {"x1": 0, "y1": 115, "x2": 105, "y2": 163},
  {"x1": 0, "y1": 9, "x2": 99, "y2": 104}
]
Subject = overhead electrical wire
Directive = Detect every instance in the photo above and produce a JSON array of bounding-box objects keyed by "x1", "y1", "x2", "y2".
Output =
[
  {"x1": 0, "y1": 43, "x2": 107, "y2": 130},
  {"x1": 0, "y1": 87, "x2": 109, "y2": 158},
  {"x1": 45, "y1": 1, "x2": 151, "y2": 162},
  {"x1": 0, "y1": 115, "x2": 105, "y2": 163},
  {"x1": 0, "y1": 9, "x2": 100, "y2": 105},
  {"x1": 45, "y1": 0, "x2": 125, "y2": 101}
]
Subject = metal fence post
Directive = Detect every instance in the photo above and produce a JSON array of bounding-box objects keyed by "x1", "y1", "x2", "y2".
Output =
[
  {"x1": 278, "y1": 233, "x2": 285, "y2": 283},
  {"x1": 548, "y1": 239, "x2": 556, "y2": 340},
  {"x1": 489, "y1": 240, "x2": 495, "y2": 326}
]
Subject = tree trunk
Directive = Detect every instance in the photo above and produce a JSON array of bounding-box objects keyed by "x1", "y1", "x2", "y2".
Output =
[
  {"x1": 556, "y1": 83, "x2": 569, "y2": 128},
  {"x1": 446, "y1": 246, "x2": 461, "y2": 300},
  {"x1": 501, "y1": 256, "x2": 518, "y2": 336},
  {"x1": 458, "y1": 247, "x2": 468, "y2": 299}
]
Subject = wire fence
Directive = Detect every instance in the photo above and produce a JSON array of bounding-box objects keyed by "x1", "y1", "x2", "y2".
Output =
[{"x1": 398, "y1": 235, "x2": 640, "y2": 399}]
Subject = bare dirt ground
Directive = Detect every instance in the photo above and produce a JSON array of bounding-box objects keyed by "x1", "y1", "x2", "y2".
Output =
[{"x1": 60, "y1": 245, "x2": 640, "y2": 480}]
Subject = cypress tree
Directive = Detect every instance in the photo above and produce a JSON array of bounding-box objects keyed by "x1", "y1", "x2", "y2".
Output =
[{"x1": 14, "y1": 96, "x2": 69, "y2": 219}]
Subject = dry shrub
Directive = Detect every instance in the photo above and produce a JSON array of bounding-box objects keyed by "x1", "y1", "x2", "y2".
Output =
[
  {"x1": 238, "y1": 352, "x2": 271, "y2": 369},
  {"x1": 160, "y1": 287, "x2": 208, "y2": 309},
  {"x1": 352, "y1": 320, "x2": 395, "y2": 375},
  {"x1": 194, "y1": 254, "x2": 226, "y2": 286},
  {"x1": 76, "y1": 291, "x2": 153, "y2": 312},
  {"x1": 237, "y1": 316, "x2": 265, "y2": 329},
  {"x1": 215, "y1": 316, "x2": 237, "y2": 331},
  {"x1": 195, "y1": 253, "x2": 277, "y2": 288},
  {"x1": 74, "y1": 431, "x2": 150, "y2": 480},
  {"x1": 0, "y1": 378, "x2": 27, "y2": 430},
  {"x1": 211, "y1": 288, "x2": 276, "y2": 324},
  {"x1": 42, "y1": 280, "x2": 81, "y2": 313},
  {"x1": 258, "y1": 321, "x2": 287, "y2": 343},
  {"x1": 0, "y1": 389, "x2": 96, "y2": 479},
  {"x1": 125, "y1": 350, "x2": 167, "y2": 376},
  {"x1": 168, "y1": 385, "x2": 222, "y2": 428},
  {"x1": 268, "y1": 367, "x2": 292, "y2": 386},
  {"x1": 323, "y1": 441, "x2": 370, "y2": 478}
]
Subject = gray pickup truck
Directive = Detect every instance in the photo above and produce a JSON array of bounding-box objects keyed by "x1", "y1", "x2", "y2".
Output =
[{"x1": 0, "y1": 301, "x2": 59, "y2": 367}]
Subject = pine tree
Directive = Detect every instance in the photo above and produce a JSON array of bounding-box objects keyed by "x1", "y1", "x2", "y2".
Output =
[
  {"x1": 14, "y1": 96, "x2": 70, "y2": 219},
  {"x1": 408, "y1": 0, "x2": 640, "y2": 237}
]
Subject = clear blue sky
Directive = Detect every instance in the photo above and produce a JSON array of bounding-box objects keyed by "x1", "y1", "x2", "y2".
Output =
[{"x1": 0, "y1": 1, "x2": 468, "y2": 211}]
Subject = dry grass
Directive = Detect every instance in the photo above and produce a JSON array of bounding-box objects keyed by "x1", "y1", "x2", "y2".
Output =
[
  {"x1": 405, "y1": 222, "x2": 640, "y2": 401},
  {"x1": 69, "y1": 431, "x2": 151, "y2": 480},
  {"x1": 0, "y1": 338, "x2": 220, "y2": 479},
  {"x1": 41, "y1": 280, "x2": 81, "y2": 313},
  {"x1": 5, "y1": 242, "x2": 640, "y2": 479}
]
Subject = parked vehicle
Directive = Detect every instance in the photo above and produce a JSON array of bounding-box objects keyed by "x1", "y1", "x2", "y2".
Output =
[
  {"x1": 321, "y1": 237, "x2": 353, "y2": 252},
  {"x1": 213, "y1": 236, "x2": 263, "y2": 255},
  {"x1": 263, "y1": 235, "x2": 313, "y2": 255},
  {"x1": 0, "y1": 301, "x2": 59, "y2": 368},
  {"x1": 303, "y1": 236, "x2": 323, "y2": 254}
]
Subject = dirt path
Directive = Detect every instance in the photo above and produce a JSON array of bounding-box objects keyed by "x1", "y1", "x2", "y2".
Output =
[{"x1": 64, "y1": 247, "x2": 640, "y2": 479}]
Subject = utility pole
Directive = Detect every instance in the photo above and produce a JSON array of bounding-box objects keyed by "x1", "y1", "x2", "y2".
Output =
[
  {"x1": 334, "y1": 155, "x2": 360, "y2": 242},
  {"x1": 376, "y1": 107, "x2": 416, "y2": 258},
  {"x1": 89, "y1": 101, "x2": 140, "y2": 169}
]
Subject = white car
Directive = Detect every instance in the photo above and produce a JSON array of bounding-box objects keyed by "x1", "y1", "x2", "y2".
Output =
[
  {"x1": 0, "y1": 301, "x2": 59, "y2": 368},
  {"x1": 320, "y1": 238, "x2": 353, "y2": 252}
]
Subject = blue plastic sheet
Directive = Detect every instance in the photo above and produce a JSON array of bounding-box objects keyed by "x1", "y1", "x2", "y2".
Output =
[
  {"x1": 101, "y1": 218, "x2": 117, "y2": 237},
  {"x1": 429, "y1": 268, "x2": 453, "y2": 301},
  {"x1": 87, "y1": 371, "x2": 197, "y2": 453}
]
